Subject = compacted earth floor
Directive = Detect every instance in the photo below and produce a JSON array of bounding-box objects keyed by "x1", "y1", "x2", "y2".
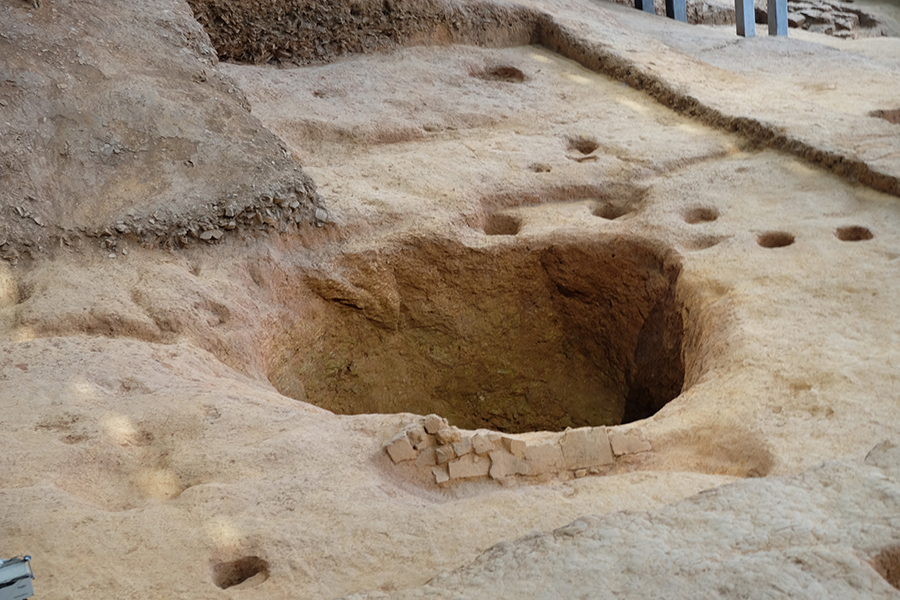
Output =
[{"x1": 2, "y1": 0, "x2": 900, "y2": 598}]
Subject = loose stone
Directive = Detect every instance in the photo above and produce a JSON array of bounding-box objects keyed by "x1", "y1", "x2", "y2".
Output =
[
  {"x1": 431, "y1": 465, "x2": 450, "y2": 485},
  {"x1": 435, "y1": 445, "x2": 455, "y2": 465},
  {"x1": 385, "y1": 435, "x2": 417, "y2": 464},
  {"x1": 435, "y1": 427, "x2": 461, "y2": 445},
  {"x1": 423, "y1": 414, "x2": 445, "y2": 434}
]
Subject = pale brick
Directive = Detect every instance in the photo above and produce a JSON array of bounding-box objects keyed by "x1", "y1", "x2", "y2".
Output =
[
  {"x1": 423, "y1": 414, "x2": 446, "y2": 434},
  {"x1": 472, "y1": 433, "x2": 493, "y2": 455},
  {"x1": 385, "y1": 435, "x2": 417, "y2": 464},
  {"x1": 453, "y1": 437, "x2": 472, "y2": 457},
  {"x1": 432, "y1": 464, "x2": 450, "y2": 484},
  {"x1": 435, "y1": 445, "x2": 455, "y2": 464},
  {"x1": 415, "y1": 446, "x2": 437, "y2": 468},
  {"x1": 503, "y1": 437, "x2": 526, "y2": 459},
  {"x1": 609, "y1": 430, "x2": 652, "y2": 456},
  {"x1": 489, "y1": 449, "x2": 530, "y2": 480},
  {"x1": 448, "y1": 454, "x2": 491, "y2": 479},
  {"x1": 525, "y1": 443, "x2": 565, "y2": 475},
  {"x1": 435, "y1": 427, "x2": 462, "y2": 445},
  {"x1": 560, "y1": 427, "x2": 614, "y2": 470},
  {"x1": 407, "y1": 425, "x2": 434, "y2": 450}
]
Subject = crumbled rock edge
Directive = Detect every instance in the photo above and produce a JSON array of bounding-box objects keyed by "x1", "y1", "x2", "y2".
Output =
[
  {"x1": 0, "y1": 176, "x2": 328, "y2": 265},
  {"x1": 384, "y1": 414, "x2": 651, "y2": 486}
]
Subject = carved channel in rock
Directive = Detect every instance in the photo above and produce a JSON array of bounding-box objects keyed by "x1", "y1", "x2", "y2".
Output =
[{"x1": 271, "y1": 236, "x2": 685, "y2": 433}]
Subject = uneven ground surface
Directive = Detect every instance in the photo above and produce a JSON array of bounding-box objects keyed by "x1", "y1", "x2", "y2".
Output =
[{"x1": 2, "y1": 0, "x2": 900, "y2": 598}]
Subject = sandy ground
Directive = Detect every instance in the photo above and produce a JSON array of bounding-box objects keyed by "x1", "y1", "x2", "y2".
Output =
[{"x1": 2, "y1": 0, "x2": 900, "y2": 598}]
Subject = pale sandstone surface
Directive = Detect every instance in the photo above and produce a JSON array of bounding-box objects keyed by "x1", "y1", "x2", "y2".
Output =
[
  {"x1": 0, "y1": 0, "x2": 323, "y2": 258},
  {"x1": 1, "y1": 0, "x2": 900, "y2": 598},
  {"x1": 347, "y1": 442, "x2": 900, "y2": 599},
  {"x1": 226, "y1": 40, "x2": 900, "y2": 474}
]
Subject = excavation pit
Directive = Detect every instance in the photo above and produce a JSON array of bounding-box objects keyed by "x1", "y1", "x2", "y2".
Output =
[{"x1": 272, "y1": 237, "x2": 686, "y2": 433}]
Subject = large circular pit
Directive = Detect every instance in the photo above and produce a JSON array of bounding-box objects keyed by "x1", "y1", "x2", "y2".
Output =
[{"x1": 269, "y1": 236, "x2": 686, "y2": 433}]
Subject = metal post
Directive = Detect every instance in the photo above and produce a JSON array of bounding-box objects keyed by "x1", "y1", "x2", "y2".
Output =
[
  {"x1": 666, "y1": 0, "x2": 687, "y2": 21},
  {"x1": 768, "y1": 0, "x2": 788, "y2": 35},
  {"x1": 635, "y1": 0, "x2": 656, "y2": 15},
  {"x1": 735, "y1": 0, "x2": 756, "y2": 36}
]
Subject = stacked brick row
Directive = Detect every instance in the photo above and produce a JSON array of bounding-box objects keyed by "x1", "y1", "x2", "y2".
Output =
[{"x1": 384, "y1": 414, "x2": 652, "y2": 486}]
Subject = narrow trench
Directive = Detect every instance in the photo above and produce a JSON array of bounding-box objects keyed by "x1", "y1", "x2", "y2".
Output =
[{"x1": 269, "y1": 237, "x2": 685, "y2": 434}]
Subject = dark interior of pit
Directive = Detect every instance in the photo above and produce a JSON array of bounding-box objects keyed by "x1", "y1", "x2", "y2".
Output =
[{"x1": 269, "y1": 237, "x2": 685, "y2": 433}]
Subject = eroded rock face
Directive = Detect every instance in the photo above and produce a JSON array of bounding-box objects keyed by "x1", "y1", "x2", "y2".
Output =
[{"x1": 184, "y1": 0, "x2": 541, "y2": 65}]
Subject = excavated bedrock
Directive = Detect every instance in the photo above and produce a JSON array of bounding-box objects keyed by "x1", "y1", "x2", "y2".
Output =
[
  {"x1": 269, "y1": 236, "x2": 686, "y2": 433},
  {"x1": 184, "y1": 0, "x2": 540, "y2": 64}
]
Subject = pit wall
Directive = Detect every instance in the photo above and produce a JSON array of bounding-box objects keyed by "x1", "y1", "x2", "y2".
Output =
[
  {"x1": 385, "y1": 414, "x2": 652, "y2": 486},
  {"x1": 267, "y1": 236, "x2": 685, "y2": 433},
  {"x1": 185, "y1": 0, "x2": 540, "y2": 64}
]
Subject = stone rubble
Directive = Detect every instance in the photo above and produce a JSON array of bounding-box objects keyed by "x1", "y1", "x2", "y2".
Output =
[
  {"x1": 615, "y1": 0, "x2": 885, "y2": 38},
  {"x1": 384, "y1": 415, "x2": 652, "y2": 486},
  {"x1": 775, "y1": 0, "x2": 882, "y2": 37}
]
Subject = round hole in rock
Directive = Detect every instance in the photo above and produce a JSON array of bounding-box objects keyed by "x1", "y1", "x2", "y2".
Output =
[
  {"x1": 835, "y1": 225, "x2": 873, "y2": 242},
  {"x1": 273, "y1": 237, "x2": 686, "y2": 433},
  {"x1": 483, "y1": 213, "x2": 521, "y2": 236},
  {"x1": 873, "y1": 545, "x2": 900, "y2": 590},
  {"x1": 683, "y1": 207, "x2": 719, "y2": 224},
  {"x1": 475, "y1": 65, "x2": 526, "y2": 83},
  {"x1": 592, "y1": 203, "x2": 632, "y2": 220},
  {"x1": 870, "y1": 108, "x2": 900, "y2": 125},
  {"x1": 211, "y1": 557, "x2": 270, "y2": 590},
  {"x1": 757, "y1": 231, "x2": 795, "y2": 248},
  {"x1": 567, "y1": 136, "x2": 600, "y2": 155}
]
